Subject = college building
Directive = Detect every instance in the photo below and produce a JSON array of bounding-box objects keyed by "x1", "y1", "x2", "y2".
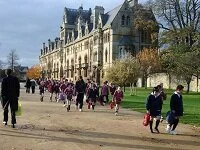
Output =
[{"x1": 39, "y1": 0, "x2": 156, "y2": 84}]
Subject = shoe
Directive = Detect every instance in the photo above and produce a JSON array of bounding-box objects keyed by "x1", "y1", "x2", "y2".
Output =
[
  {"x1": 79, "y1": 109, "x2": 82, "y2": 112},
  {"x1": 3, "y1": 121, "x2": 7, "y2": 126},
  {"x1": 115, "y1": 112, "x2": 118, "y2": 116},
  {"x1": 166, "y1": 125, "x2": 171, "y2": 133},
  {"x1": 12, "y1": 124, "x2": 15, "y2": 128},
  {"x1": 150, "y1": 129, "x2": 154, "y2": 133},
  {"x1": 154, "y1": 128, "x2": 160, "y2": 133},
  {"x1": 63, "y1": 104, "x2": 67, "y2": 107},
  {"x1": 170, "y1": 130, "x2": 177, "y2": 135}
]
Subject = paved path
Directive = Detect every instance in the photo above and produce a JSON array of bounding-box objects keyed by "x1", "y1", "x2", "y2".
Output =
[{"x1": 0, "y1": 87, "x2": 200, "y2": 150}]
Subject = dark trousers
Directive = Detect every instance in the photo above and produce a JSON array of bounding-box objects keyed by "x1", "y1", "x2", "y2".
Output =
[
  {"x1": 31, "y1": 86, "x2": 35, "y2": 94},
  {"x1": 26, "y1": 87, "x2": 30, "y2": 93},
  {"x1": 76, "y1": 93, "x2": 84, "y2": 109},
  {"x1": 3, "y1": 100, "x2": 16, "y2": 124}
]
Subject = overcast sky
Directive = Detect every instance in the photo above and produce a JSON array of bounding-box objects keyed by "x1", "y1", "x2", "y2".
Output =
[{"x1": 0, "y1": 0, "x2": 147, "y2": 67}]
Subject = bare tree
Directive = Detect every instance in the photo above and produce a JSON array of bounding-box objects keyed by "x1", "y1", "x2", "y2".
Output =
[
  {"x1": 147, "y1": 0, "x2": 200, "y2": 46},
  {"x1": 7, "y1": 49, "x2": 19, "y2": 71}
]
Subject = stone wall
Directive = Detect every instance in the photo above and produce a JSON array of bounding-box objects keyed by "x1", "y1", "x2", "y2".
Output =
[{"x1": 147, "y1": 73, "x2": 200, "y2": 92}]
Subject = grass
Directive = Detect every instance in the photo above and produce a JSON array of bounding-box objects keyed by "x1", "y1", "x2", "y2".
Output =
[{"x1": 120, "y1": 88, "x2": 200, "y2": 126}]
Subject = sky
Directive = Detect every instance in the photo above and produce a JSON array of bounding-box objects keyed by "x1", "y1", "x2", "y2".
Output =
[{"x1": 0, "y1": 0, "x2": 147, "y2": 68}]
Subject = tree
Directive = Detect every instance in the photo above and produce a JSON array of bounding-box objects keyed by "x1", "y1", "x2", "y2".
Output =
[
  {"x1": 132, "y1": 4, "x2": 159, "y2": 47},
  {"x1": 105, "y1": 55, "x2": 140, "y2": 93},
  {"x1": 7, "y1": 49, "x2": 19, "y2": 71},
  {"x1": 136, "y1": 48, "x2": 161, "y2": 89},
  {"x1": 147, "y1": 0, "x2": 200, "y2": 47},
  {"x1": 161, "y1": 44, "x2": 199, "y2": 93},
  {"x1": 26, "y1": 65, "x2": 41, "y2": 79},
  {"x1": 147, "y1": 0, "x2": 200, "y2": 92}
]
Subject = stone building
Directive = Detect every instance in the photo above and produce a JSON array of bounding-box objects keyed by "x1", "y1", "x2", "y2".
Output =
[{"x1": 39, "y1": 0, "x2": 156, "y2": 84}]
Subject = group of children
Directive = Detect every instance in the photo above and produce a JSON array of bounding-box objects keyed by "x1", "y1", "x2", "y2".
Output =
[
  {"x1": 146, "y1": 83, "x2": 184, "y2": 135},
  {"x1": 38, "y1": 78, "x2": 124, "y2": 115}
]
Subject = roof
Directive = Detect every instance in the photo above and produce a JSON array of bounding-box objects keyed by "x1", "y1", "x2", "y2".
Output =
[
  {"x1": 103, "y1": 4, "x2": 123, "y2": 27},
  {"x1": 14, "y1": 66, "x2": 29, "y2": 72},
  {"x1": 65, "y1": 8, "x2": 91, "y2": 25}
]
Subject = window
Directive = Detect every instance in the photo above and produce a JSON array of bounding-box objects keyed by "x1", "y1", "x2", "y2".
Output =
[
  {"x1": 107, "y1": 33, "x2": 110, "y2": 42},
  {"x1": 126, "y1": 16, "x2": 130, "y2": 26},
  {"x1": 121, "y1": 15, "x2": 125, "y2": 25},
  {"x1": 67, "y1": 60, "x2": 69, "y2": 78},
  {"x1": 93, "y1": 52, "x2": 97, "y2": 62},
  {"x1": 71, "y1": 59, "x2": 74, "y2": 78},
  {"x1": 105, "y1": 49, "x2": 108, "y2": 63},
  {"x1": 141, "y1": 30, "x2": 151, "y2": 43}
]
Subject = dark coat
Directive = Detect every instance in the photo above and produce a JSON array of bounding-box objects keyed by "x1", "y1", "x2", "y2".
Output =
[
  {"x1": 170, "y1": 92, "x2": 183, "y2": 116},
  {"x1": 75, "y1": 79, "x2": 86, "y2": 94},
  {"x1": 1, "y1": 75, "x2": 20, "y2": 110},
  {"x1": 88, "y1": 88, "x2": 99, "y2": 99},
  {"x1": 146, "y1": 93, "x2": 163, "y2": 116},
  {"x1": 25, "y1": 79, "x2": 31, "y2": 88}
]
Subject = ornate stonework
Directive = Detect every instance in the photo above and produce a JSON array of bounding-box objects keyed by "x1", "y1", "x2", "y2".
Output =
[{"x1": 39, "y1": 0, "x2": 155, "y2": 84}]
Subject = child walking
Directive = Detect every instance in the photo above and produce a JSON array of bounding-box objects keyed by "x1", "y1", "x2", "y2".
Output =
[
  {"x1": 39, "y1": 81, "x2": 45, "y2": 102},
  {"x1": 166, "y1": 85, "x2": 184, "y2": 135},
  {"x1": 88, "y1": 83, "x2": 99, "y2": 110},
  {"x1": 146, "y1": 86, "x2": 163, "y2": 133},
  {"x1": 112, "y1": 86, "x2": 123, "y2": 116},
  {"x1": 64, "y1": 84, "x2": 74, "y2": 112}
]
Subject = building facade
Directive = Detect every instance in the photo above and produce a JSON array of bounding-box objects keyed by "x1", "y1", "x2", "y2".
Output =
[{"x1": 39, "y1": 0, "x2": 156, "y2": 84}]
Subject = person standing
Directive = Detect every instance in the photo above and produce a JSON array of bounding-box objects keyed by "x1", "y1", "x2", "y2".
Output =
[
  {"x1": 146, "y1": 86, "x2": 163, "y2": 133},
  {"x1": 166, "y1": 85, "x2": 184, "y2": 135},
  {"x1": 75, "y1": 76, "x2": 86, "y2": 112},
  {"x1": 1, "y1": 69, "x2": 20, "y2": 128}
]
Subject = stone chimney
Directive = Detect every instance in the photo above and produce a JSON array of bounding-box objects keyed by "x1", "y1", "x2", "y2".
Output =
[
  {"x1": 128, "y1": 0, "x2": 138, "y2": 6},
  {"x1": 43, "y1": 43, "x2": 45, "y2": 51},
  {"x1": 48, "y1": 39, "x2": 51, "y2": 51},
  {"x1": 93, "y1": 6, "x2": 104, "y2": 29}
]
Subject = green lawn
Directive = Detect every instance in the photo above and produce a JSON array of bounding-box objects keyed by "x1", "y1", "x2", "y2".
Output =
[{"x1": 120, "y1": 88, "x2": 200, "y2": 126}]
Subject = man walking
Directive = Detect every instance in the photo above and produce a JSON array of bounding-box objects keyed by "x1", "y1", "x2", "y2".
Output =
[
  {"x1": 1, "y1": 69, "x2": 20, "y2": 128},
  {"x1": 75, "y1": 76, "x2": 86, "y2": 112}
]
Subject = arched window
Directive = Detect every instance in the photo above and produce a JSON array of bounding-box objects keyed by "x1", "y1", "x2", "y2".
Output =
[
  {"x1": 105, "y1": 49, "x2": 108, "y2": 63},
  {"x1": 67, "y1": 60, "x2": 69, "y2": 78},
  {"x1": 121, "y1": 15, "x2": 125, "y2": 25},
  {"x1": 71, "y1": 59, "x2": 74, "y2": 78},
  {"x1": 84, "y1": 55, "x2": 88, "y2": 77},
  {"x1": 126, "y1": 16, "x2": 130, "y2": 26}
]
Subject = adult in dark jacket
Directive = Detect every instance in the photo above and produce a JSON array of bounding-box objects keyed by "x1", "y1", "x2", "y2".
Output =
[
  {"x1": 1, "y1": 69, "x2": 20, "y2": 128},
  {"x1": 166, "y1": 85, "x2": 184, "y2": 135},
  {"x1": 146, "y1": 86, "x2": 163, "y2": 133},
  {"x1": 31, "y1": 79, "x2": 36, "y2": 94},
  {"x1": 25, "y1": 78, "x2": 31, "y2": 93},
  {"x1": 75, "y1": 76, "x2": 86, "y2": 112}
]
